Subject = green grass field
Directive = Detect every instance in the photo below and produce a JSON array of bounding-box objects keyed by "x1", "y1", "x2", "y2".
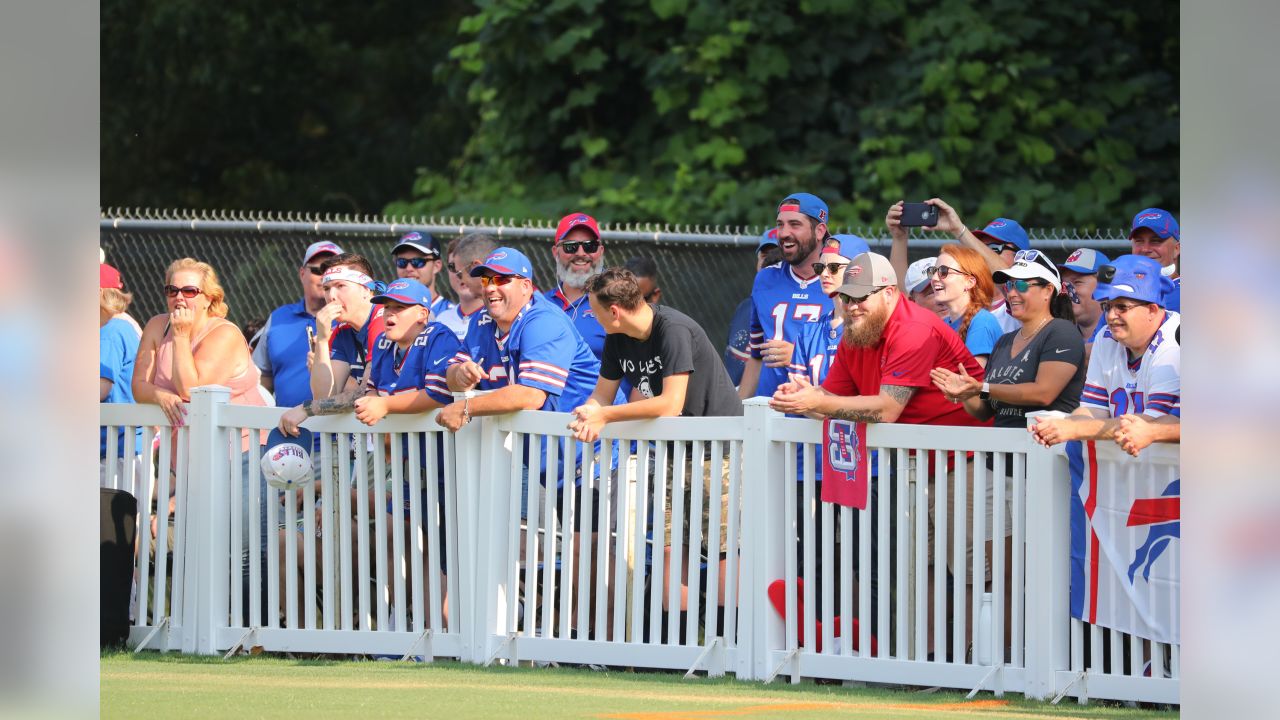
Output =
[{"x1": 102, "y1": 652, "x2": 1177, "y2": 719}]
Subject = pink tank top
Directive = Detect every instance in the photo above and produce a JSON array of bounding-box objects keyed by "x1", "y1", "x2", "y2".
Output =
[{"x1": 153, "y1": 317, "x2": 265, "y2": 452}]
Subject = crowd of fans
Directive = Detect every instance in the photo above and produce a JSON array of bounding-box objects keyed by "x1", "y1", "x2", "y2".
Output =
[{"x1": 100, "y1": 197, "x2": 1180, "y2": 641}]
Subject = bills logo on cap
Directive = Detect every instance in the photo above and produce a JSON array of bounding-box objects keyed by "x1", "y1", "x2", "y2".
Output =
[
  {"x1": 766, "y1": 228, "x2": 778, "y2": 239},
  {"x1": 818, "y1": 209, "x2": 828, "y2": 223},
  {"x1": 566, "y1": 215, "x2": 589, "y2": 228},
  {"x1": 261, "y1": 428, "x2": 314, "y2": 490},
  {"x1": 488, "y1": 251, "x2": 507, "y2": 261},
  {"x1": 402, "y1": 231, "x2": 423, "y2": 241},
  {"x1": 848, "y1": 265, "x2": 863, "y2": 278},
  {"x1": 988, "y1": 220, "x2": 1007, "y2": 229},
  {"x1": 1135, "y1": 212, "x2": 1163, "y2": 222},
  {"x1": 1066, "y1": 249, "x2": 1084, "y2": 263},
  {"x1": 388, "y1": 279, "x2": 411, "y2": 290}
]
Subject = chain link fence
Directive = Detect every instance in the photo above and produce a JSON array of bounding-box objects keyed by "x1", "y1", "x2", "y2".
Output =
[{"x1": 99, "y1": 208, "x2": 1134, "y2": 348}]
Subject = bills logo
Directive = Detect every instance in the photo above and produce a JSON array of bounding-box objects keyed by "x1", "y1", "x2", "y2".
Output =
[
  {"x1": 271, "y1": 445, "x2": 305, "y2": 462},
  {"x1": 765, "y1": 228, "x2": 778, "y2": 239},
  {"x1": 1127, "y1": 479, "x2": 1179, "y2": 583},
  {"x1": 987, "y1": 220, "x2": 1007, "y2": 229},
  {"x1": 847, "y1": 265, "x2": 863, "y2": 278},
  {"x1": 827, "y1": 420, "x2": 860, "y2": 471},
  {"x1": 1135, "y1": 212, "x2": 1164, "y2": 222},
  {"x1": 1066, "y1": 249, "x2": 1084, "y2": 263},
  {"x1": 402, "y1": 231, "x2": 423, "y2": 242},
  {"x1": 567, "y1": 214, "x2": 589, "y2": 227},
  {"x1": 487, "y1": 251, "x2": 508, "y2": 261},
  {"x1": 818, "y1": 209, "x2": 828, "y2": 222}
]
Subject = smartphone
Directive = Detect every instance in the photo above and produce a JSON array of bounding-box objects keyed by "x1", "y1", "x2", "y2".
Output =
[
  {"x1": 899, "y1": 202, "x2": 939, "y2": 227},
  {"x1": 306, "y1": 324, "x2": 315, "y2": 348}
]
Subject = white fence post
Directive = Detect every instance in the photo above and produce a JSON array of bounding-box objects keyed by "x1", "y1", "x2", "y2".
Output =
[
  {"x1": 457, "y1": 412, "x2": 500, "y2": 665},
  {"x1": 741, "y1": 399, "x2": 781, "y2": 681},
  {"x1": 185, "y1": 385, "x2": 232, "y2": 655},
  {"x1": 1022, "y1": 414, "x2": 1072, "y2": 699}
]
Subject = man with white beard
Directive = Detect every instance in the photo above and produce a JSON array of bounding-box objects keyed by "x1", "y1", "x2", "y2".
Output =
[{"x1": 545, "y1": 212, "x2": 608, "y2": 360}]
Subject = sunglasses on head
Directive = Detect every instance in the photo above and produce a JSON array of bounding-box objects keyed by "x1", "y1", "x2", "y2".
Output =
[
  {"x1": 164, "y1": 285, "x2": 202, "y2": 299},
  {"x1": 811, "y1": 261, "x2": 849, "y2": 276},
  {"x1": 926, "y1": 264, "x2": 969, "y2": 279},
  {"x1": 394, "y1": 257, "x2": 433, "y2": 269},
  {"x1": 837, "y1": 285, "x2": 888, "y2": 306},
  {"x1": 1002, "y1": 279, "x2": 1048, "y2": 294},
  {"x1": 1096, "y1": 264, "x2": 1117, "y2": 284},
  {"x1": 558, "y1": 239, "x2": 601, "y2": 255},
  {"x1": 479, "y1": 274, "x2": 523, "y2": 288}
]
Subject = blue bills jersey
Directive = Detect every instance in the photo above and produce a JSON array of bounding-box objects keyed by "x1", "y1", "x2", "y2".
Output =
[
  {"x1": 545, "y1": 286, "x2": 607, "y2": 360},
  {"x1": 366, "y1": 321, "x2": 461, "y2": 406},
  {"x1": 748, "y1": 263, "x2": 833, "y2": 398}
]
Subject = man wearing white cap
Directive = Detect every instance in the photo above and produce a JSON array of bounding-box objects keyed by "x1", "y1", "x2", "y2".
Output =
[
  {"x1": 902, "y1": 257, "x2": 942, "y2": 317},
  {"x1": 252, "y1": 240, "x2": 344, "y2": 409},
  {"x1": 1058, "y1": 247, "x2": 1110, "y2": 365}
]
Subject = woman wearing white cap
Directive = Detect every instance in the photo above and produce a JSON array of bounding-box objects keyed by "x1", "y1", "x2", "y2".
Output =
[{"x1": 930, "y1": 249, "x2": 1084, "y2": 428}]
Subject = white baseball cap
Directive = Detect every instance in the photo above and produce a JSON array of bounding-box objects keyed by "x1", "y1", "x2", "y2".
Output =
[
  {"x1": 904, "y1": 257, "x2": 935, "y2": 294},
  {"x1": 260, "y1": 428, "x2": 315, "y2": 489}
]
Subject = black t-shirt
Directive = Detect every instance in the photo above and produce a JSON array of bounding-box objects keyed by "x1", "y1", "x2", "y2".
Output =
[
  {"x1": 601, "y1": 304, "x2": 744, "y2": 417},
  {"x1": 985, "y1": 318, "x2": 1086, "y2": 428}
]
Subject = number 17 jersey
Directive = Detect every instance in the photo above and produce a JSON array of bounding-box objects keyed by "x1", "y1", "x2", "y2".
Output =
[{"x1": 748, "y1": 262, "x2": 833, "y2": 398}]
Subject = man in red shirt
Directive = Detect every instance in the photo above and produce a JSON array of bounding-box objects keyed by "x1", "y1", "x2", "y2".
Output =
[{"x1": 770, "y1": 251, "x2": 987, "y2": 655}]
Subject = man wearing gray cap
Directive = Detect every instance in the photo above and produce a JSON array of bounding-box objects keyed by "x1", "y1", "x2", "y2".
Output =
[{"x1": 770, "y1": 251, "x2": 987, "y2": 650}]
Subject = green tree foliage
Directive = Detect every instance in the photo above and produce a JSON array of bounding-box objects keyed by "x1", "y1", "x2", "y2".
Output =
[
  {"x1": 101, "y1": 0, "x2": 472, "y2": 213},
  {"x1": 388, "y1": 0, "x2": 1178, "y2": 228}
]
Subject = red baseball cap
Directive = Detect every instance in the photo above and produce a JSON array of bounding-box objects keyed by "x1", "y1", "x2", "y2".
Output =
[
  {"x1": 100, "y1": 263, "x2": 123, "y2": 289},
  {"x1": 554, "y1": 213, "x2": 600, "y2": 244}
]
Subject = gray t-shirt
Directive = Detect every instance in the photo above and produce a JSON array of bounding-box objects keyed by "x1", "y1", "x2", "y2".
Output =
[
  {"x1": 985, "y1": 318, "x2": 1086, "y2": 428},
  {"x1": 602, "y1": 304, "x2": 744, "y2": 418}
]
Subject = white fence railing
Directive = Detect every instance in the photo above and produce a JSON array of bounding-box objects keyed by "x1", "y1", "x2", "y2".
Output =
[{"x1": 99, "y1": 387, "x2": 1178, "y2": 704}]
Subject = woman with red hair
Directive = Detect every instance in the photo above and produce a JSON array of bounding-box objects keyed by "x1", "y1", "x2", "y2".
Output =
[{"x1": 928, "y1": 244, "x2": 1003, "y2": 367}]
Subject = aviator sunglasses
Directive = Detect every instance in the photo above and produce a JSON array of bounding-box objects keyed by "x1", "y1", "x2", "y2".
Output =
[
  {"x1": 163, "y1": 285, "x2": 202, "y2": 299},
  {"x1": 479, "y1": 274, "x2": 523, "y2": 288}
]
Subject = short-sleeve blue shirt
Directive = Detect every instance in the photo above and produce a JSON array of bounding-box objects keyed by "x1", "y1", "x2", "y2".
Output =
[
  {"x1": 100, "y1": 318, "x2": 141, "y2": 457},
  {"x1": 944, "y1": 308, "x2": 1003, "y2": 359}
]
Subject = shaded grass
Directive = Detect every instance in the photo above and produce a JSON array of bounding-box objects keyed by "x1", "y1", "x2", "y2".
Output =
[{"x1": 101, "y1": 652, "x2": 1178, "y2": 720}]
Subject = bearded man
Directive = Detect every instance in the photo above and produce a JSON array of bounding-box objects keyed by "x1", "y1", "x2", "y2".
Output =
[{"x1": 545, "y1": 212, "x2": 609, "y2": 359}]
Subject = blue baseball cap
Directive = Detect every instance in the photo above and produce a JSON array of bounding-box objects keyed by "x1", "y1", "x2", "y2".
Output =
[
  {"x1": 392, "y1": 231, "x2": 440, "y2": 258},
  {"x1": 1058, "y1": 248, "x2": 1110, "y2": 274},
  {"x1": 471, "y1": 247, "x2": 535, "y2": 281},
  {"x1": 1093, "y1": 254, "x2": 1174, "y2": 307},
  {"x1": 1129, "y1": 208, "x2": 1180, "y2": 241},
  {"x1": 756, "y1": 227, "x2": 779, "y2": 252},
  {"x1": 371, "y1": 278, "x2": 434, "y2": 308},
  {"x1": 777, "y1": 192, "x2": 829, "y2": 224},
  {"x1": 822, "y1": 234, "x2": 871, "y2": 261},
  {"x1": 972, "y1": 218, "x2": 1030, "y2": 252}
]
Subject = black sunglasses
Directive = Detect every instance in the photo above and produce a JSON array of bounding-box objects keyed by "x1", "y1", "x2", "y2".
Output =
[
  {"x1": 395, "y1": 257, "x2": 434, "y2": 269},
  {"x1": 837, "y1": 285, "x2": 888, "y2": 306},
  {"x1": 1097, "y1": 264, "x2": 1117, "y2": 284},
  {"x1": 926, "y1": 264, "x2": 969, "y2": 279},
  {"x1": 987, "y1": 242, "x2": 1018, "y2": 255},
  {"x1": 306, "y1": 265, "x2": 326, "y2": 276},
  {"x1": 163, "y1": 284, "x2": 202, "y2": 299},
  {"x1": 558, "y1": 239, "x2": 601, "y2": 254},
  {"x1": 811, "y1": 261, "x2": 849, "y2": 276}
]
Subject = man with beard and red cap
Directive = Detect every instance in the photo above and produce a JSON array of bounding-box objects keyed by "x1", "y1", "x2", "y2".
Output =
[
  {"x1": 545, "y1": 212, "x2": 609, "y2": 360},
  {"x1": 738, "y1": 193, "x2": 834, "y2": 399}
]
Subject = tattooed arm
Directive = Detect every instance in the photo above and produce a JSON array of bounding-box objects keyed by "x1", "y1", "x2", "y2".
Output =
[{"x1": 820, "y1": 384, "x2": 916, "y2": 424}]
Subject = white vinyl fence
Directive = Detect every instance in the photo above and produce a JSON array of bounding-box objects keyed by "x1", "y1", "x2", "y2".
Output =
[{"x1": 99, "y1": 388, "x2": 1178, "y2": 705}]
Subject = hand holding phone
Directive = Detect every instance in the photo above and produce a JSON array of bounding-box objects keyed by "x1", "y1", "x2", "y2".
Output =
[{"x1": 899, "y1": 202, "x2": 939, "y2": 227}]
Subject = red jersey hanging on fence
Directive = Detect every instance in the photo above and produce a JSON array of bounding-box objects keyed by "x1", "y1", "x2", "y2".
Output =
[{"x1": 820, "y1": 418, "x2": 868, "y2": 509}]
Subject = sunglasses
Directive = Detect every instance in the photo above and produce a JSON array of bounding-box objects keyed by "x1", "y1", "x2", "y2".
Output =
[
  {"x1": 479, "y1": 274, "x2": 524, "y2": 288},
  {"x1": 811, "y1": 261, "x2": 849, "y2": 276},
  {"x1": 163, "y1": 285, "x2": 202, "y2": 299},
  {"x1": 926, "y1": 264, "x2": 969, "y2": 279},
  {"x1": 558, "y1": 239, "x2": 601, "y2": 254},
  {"x1": 1002, "y1": 279, "x2": 1049, "y2": 294},
  {"x1": 306, "y1": 265, "x2": 326, "y2": 276},
  {"x1": 1096, "y1": 264, "x2": 1117, "y2": 284},
  {"x1": 394, "y1": 257, "x2": 434, "y2": 269},
  {"x1": 987, "y1": 242, "x2": 1018, "y2": 255},
  {"x1": 1100, "y1": 300, "x2": 1151, "y2": 315},
  {"x1": 837, "y1": 285, "x2": 888, "y2": 306}
]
